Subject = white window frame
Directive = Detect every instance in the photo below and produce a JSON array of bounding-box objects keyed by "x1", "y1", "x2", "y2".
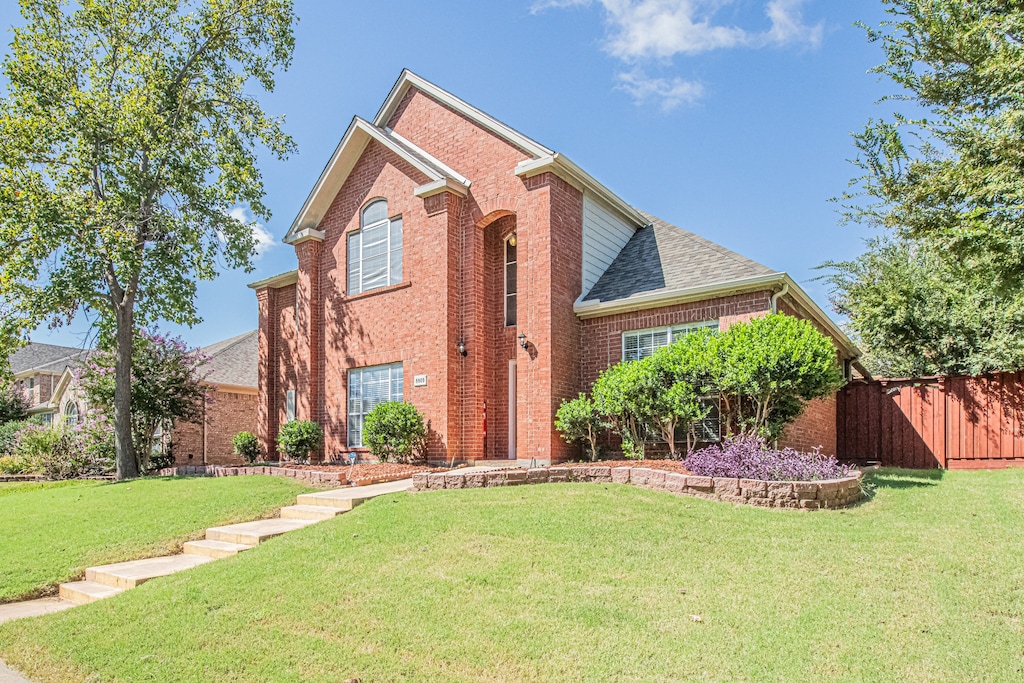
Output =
[
  {"x1": 64, "y1": 401, "x2": 79, "y2": 427},
  {"x1": 621, "y1": 320, "x2": 719, "y2": 362},
  {"x1": 347, "y1": 199, "x2": 403, "y2": 296},
  {"x1": 285, "y1": 389, "x2": 296, "y2": 423},
  {"x1": 504, "y1": 235, "x2": 517, "y2": 327},
  {"x1": 347, "y1": 363, "x2": 404, "y2": 448}
]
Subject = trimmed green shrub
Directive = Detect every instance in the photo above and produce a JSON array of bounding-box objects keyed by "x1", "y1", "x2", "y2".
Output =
[
  {"x1": 276, "y1": 420, "x2": 323, "y2": 464},
  {"x1": 233, "y1": 431, "x2": 261, "y2": 464},
  {"x1": 0, "y1": 419, "x2": 30, "y2": 456},
  {"x1": 555, "y1": 394, "x2": 609, "y2": 462},
  {"x1": 364, "y1": 402, "x2": 427, "y2": 464}
]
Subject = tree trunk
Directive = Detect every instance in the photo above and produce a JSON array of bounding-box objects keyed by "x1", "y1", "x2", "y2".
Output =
[{"x1": 113, "y1": 301, "x2": 138, "y2": 480}]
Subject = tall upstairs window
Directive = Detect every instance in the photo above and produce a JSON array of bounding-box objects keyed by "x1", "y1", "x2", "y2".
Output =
[
  {"x1": 347, "y1": 199, "x2": 402, "y2": 295},
  {"x1": 505, "y1": 235, "x2": 517, "y2": 327}
]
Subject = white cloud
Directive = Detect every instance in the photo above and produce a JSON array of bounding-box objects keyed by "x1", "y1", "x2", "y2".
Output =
[
  {"x1": 227, "y1": 206, "x2": 276, "y2": 257},
  {"x1": 534, "y1": 0, "x2": 824, "y2": 110},
  {"x1": 616, "y1": 69, "x2": 705, "y2": 111}
]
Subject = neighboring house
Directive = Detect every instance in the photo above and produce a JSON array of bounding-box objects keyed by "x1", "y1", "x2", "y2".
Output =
[
  {"x1": 7, "y1": 332, "x2": 257, "y2": 466},
  {"x1": 170, "y1": 330, "x2": 258, "y2": 466},
  {"x1": 251, "y1": 70, "x2": 865, "y2": 465},
  {"x1": 7, "y1": 342, "x2": 92, "y2": 427}
]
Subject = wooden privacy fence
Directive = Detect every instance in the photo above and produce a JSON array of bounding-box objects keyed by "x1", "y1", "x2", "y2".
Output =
[{"x1": 837, "y1": 372, "x2": 1024, "y2": 469}]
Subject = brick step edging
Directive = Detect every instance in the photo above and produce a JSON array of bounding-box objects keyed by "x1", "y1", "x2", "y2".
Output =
[
  {"x1": 412, "y1": 466, "x2": 864, "y2": 510},
  {"x1": 152, "y1": 465, "x2": 419, "y2": 488}
]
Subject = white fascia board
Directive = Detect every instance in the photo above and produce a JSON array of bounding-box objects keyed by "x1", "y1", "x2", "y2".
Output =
[
  {"x1": 374, "y1": 69, "x2": 553, "y2": 159},
  {"x1": 574, "y1": 272, "x2": 861, "y2": 359},
  {"x1": 247, "y1": 269, "x2": 299, "y2": 290},
  {"x1": 284, "y1": 228, "x2": 326, "y2": 246},
  {"x1": 414, "y1": 177, "x2": 469, "y2": 198},
  {"x1": 285, "y1": 118, "x2": 447, "y2": 241},
  {"x1": 515, "y1": 154, "x2": 648, "y2": 229}
]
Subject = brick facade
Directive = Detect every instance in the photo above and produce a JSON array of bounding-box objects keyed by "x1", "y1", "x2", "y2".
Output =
[
  {"x1": 172, "y1": 388, "x2": 257, "y2": 466},
  {"x1": 254, "y1": 75, "x2": 849, "y2": 465}
]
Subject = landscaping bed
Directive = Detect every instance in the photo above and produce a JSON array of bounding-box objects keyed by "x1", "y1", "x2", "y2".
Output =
[
  {"x1": 155, "y1": 462, "x2": 443, "y2": 487},
  {"x1": 281, "y1": 462, "x2": 444, "y2": 485}
]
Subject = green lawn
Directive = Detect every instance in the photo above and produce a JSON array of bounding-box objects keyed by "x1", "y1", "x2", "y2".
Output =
[
  {"x1": 1, "y1": 469, "x2": 1022, "y2": 682},
  {"x1": 0, "y1": 476, "x2": 314, "y2": 603}
]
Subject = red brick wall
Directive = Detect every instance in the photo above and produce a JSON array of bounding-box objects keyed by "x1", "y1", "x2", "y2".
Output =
[
  {"x1": 172, "y1": 389, "x2": 258, "y2": 466},
  {"x1": 777, "y1": 396, "x2": 837, "y2": 456},
  {"x1": 579, "y1": 291, "x2": 774, "y2": 388}
]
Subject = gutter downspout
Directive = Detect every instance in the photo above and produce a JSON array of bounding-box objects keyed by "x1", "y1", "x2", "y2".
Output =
[{"x1": 770, "y1": 281, "x2": 789, "y2": 314}]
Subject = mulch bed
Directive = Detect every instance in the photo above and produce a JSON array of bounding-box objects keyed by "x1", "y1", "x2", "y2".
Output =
[
  {"x1": 280, "y1": 462, "x2": 444, "y2": 485},
  {"x1": 561, "y1": 460, "x2": 693, "y2": 474}
]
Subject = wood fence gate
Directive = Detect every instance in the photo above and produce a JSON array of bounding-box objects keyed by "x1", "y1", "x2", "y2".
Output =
[{"x1": 836, "y1": 372, "x2": 1024, "y2": 469}]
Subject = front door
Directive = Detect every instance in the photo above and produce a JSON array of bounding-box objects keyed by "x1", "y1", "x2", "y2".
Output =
[{"x1": 508, "y1": 359, "x2": 517, "y2": 460}]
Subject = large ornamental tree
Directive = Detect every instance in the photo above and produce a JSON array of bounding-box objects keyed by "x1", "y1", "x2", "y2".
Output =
[
  {"x1": 78, "y1": 331, "x2": 208, "y2": 473},
  {"x1": 828, "y1": 1, "x2": 1024, "y2": 376},
  {"x1": 0, "y1": 0, "x2": 296, "y2": 478}
]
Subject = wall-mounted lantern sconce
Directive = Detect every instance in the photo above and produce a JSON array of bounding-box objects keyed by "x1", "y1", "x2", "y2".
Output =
[
  {"x1": 518, "y1": 332, "x2": 528, "y2": 350},
  {"x1": 457, "y1": 340, "x2": 467, "y2": 357}
]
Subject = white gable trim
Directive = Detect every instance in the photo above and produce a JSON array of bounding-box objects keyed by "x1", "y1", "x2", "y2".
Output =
[
  {"x1": 515, "y1": 154, "x2": 648, "y2": 228},
  {"x1": 284, "y1": 117, "x2": 470, "y2": 242},
  {"x1": 374, "y1": 70, "x2": 554, "y2": 159}
]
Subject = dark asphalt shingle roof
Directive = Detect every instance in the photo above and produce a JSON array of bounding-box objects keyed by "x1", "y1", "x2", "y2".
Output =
[
  {"x1": 201, "y1": 331, "x2": 257, "y2": 389},
  {"x1": 8, "y1": 343, "x2": 91, "y2": 376},
  {"x1": 582, "y1": 212, "x2": 778, "y2": 303}
]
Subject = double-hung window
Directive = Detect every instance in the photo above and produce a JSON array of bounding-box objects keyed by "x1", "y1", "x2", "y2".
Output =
[
  {"x1": 347, "y1": 363, "x2": 404, "y2": 447},
  {"x1": 622, "y1": 320, "x2": 721, "y2": 443},
  {"x1": 348, "y1": 199, "x2": 403, "y2": 295},
  {"x1": 622, "y1": 321, "x2": 719, "y2": 362}
]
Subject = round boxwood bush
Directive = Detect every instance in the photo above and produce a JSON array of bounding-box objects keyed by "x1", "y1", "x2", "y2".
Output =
[
  {"x1": 363, "y1": 401, "x2": 426, "y2": 464},
  {"x1": 276, "y1": 420, "x2": 323, "y2": 464},
  {"x1": 232, "y1": 431, "x2": 261, "y2": 464}
]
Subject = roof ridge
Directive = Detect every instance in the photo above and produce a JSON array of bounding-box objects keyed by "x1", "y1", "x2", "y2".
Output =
[{"x1": 203, "y1": 330, "x2": 257, "y2": 358}]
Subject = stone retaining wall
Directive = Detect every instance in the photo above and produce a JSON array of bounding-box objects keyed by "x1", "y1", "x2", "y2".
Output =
[
  {"x1": 412, "y1": 466, "x2": 864, "y2": 509},
  {"x1": 0, "y1": 474, "x2": 44, "y2": 483},
  {"x1": 154, "y1": 465, "x2": 348, "y2": 487}
]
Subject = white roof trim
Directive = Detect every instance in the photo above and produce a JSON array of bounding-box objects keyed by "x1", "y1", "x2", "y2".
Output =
[
  {"x1": 247, "y1": 269, "x2": 298, "y2": 290},
  {"x1": 574, "y1": 272, "x2": 860, "y2": 359},
  {"x1": 516, "y1": 154, "x2": 648, "y2": 229},
  {"x1": 414, "y1": 178, "x2": 469, "y2": 199},
  {"x1": 285, "y1": 228, "x2": 326, "y2": 246},
  {"x1": 284, "y1": 117, "x2": 455, "y2": 241},
  {"x1": 387, "y1": 129, "x2": 469, "y2": 186},
  {"x1": 374, "y1": 69, "x2": 554, "y2": 158}
]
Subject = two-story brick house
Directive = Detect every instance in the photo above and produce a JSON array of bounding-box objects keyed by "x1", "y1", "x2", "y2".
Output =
[{"x1": 251, "y1": 70, "x2": 863, "y2": 465}]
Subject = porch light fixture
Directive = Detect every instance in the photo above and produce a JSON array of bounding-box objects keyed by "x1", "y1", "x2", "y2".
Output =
[
  {"x1": 518, "y1": 332, "x2": 528, "y2": 350},
  {"x1": 508, "y1": 234, "x2": 517, "y2": 247},
  {"x1": 457, "y1": 340, "x2": 467, "y2": 357}
]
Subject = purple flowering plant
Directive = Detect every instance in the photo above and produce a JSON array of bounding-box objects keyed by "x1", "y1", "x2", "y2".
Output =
[{"x1": 683, "y1": 435, "x2": 852, "y2": 482}]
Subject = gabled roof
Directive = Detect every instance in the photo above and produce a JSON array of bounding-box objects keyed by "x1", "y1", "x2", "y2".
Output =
[
  {"x1": 284, "y1": 117, "x2": 470, "y2": 243},
  {"x1": 583, "y1": 213, "x2": 778, "y2": 304},
  {"x1": 284, "y1": 70, "x2": 648, "y2": 244},
  {"x1": 201, "y1": 330, "x2": 257, "y2": 389},
  {"x1": 8, "y1": 342, "x2": 91, "y2": 376}
]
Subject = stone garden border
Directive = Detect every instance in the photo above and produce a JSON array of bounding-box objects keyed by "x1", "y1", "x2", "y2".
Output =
[
  {"x1": 152, "y1": 464, "x2": 420, "y2": 488},
  {"x1": 412, "y1": 465, "x2": 864, "y2": 509}
]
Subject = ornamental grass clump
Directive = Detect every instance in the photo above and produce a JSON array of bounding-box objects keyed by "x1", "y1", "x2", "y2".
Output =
[{"x1": 683, "y1": 435, "x2": 852, "y2": 482}]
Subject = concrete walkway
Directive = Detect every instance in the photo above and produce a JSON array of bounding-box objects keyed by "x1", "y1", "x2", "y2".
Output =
[
  {"x1": 0, "y1": 661, "x2": 31, "y2": 683},
  {"x1": 0, "y1": 598, "x2": 74, "y2": 625}
]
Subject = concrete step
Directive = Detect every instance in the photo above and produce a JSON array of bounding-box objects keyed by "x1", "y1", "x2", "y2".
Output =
[
  {"x1": 183, "y1": 539, "x2": 255, "y2": 559},
  {"x1": 0, "y1": 596, "x2": 77, "y2": 623},
  {"x1": 296, "y1": 478, "x2": 414, "y2": 509},
  {"x1": 59, "y1": 580, "x2": 125, "y2": 604},
  {"x1": 85, "y1": 554, "x2": 215, "y2": 590},
  {"x1": 280, "y1": 504, "x2": 347, "y2": 520},
  {"x1": 206, "y1": 518, "x2": 318, "y2": 545}
]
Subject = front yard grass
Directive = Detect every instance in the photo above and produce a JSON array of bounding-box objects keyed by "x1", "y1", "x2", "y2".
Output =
[
  {"x1": 0, "y1": 476, "x2": 314, "y2": 603},
  {"x1": 1, "y1": 468, "x2": 1022, "y2": 682}
]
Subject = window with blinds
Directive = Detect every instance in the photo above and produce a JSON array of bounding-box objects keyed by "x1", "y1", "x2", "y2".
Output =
[
  {"x1": 621, "y1": 321, "x2": 719, "y2": 362},
  {"x1": 347, "y1": 199, "x2": 403, "y2": 296},
  {"x1": 347, "y1": 363, "x2": 404, "y2": 447}
]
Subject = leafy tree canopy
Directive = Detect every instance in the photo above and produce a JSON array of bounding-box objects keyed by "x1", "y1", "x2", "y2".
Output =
[
  {"x1": 830, "y1": 1, "x2": 1024, "y2": 376},
  {"x1": 0, "y1": 0, "x2": 296, "y2": 478}
]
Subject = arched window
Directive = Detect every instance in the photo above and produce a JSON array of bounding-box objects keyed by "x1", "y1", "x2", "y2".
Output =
[
  {"x1": 347, "y1": 199, "x2": 403, "y2": 295},
  {"x1": 64, "y1": 402, "x2": 79, "y2": 427},
  {"x1": 504, "y1": 234, "x2": 517, "y2": 327}
]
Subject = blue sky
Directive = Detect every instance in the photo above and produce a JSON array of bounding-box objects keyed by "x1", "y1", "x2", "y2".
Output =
[{"x1": 1, "y1": 0, "x2": 892, "y2": 349}]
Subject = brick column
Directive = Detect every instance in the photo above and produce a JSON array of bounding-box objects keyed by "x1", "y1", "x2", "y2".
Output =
[
  {"x1": 294, "y1": 237, "x2": 324, "y2": 462},
  {"x1": 255, "y1": 287, "x2": 277, "y2": 460}
]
